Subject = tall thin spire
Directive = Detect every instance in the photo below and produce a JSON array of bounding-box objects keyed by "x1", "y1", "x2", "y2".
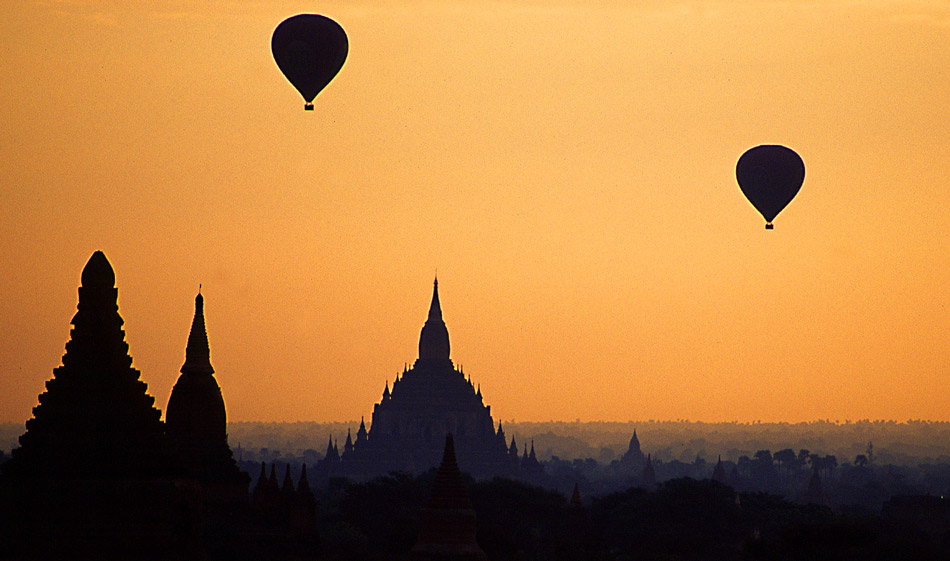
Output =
[
  {"x1": 419, "y1": 278, "x2": 451, "y2": 362},
  {"x1": 428, "y1": 276, "x2": 443, "y2": 321},
  {"x1": 166, "y1": 290, "x2": 233, "y2": 469},
  {"x1": 181, "y1": 291, "x2": 213, "y2": 375}
]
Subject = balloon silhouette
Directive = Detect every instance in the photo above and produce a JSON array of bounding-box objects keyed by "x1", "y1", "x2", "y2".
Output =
[
  {"x1": 272, "y1": 14, "x2": 348, "y2": 111},
  {"x1": 736, "y1": 145, "x2": 805, "y2": 229}
]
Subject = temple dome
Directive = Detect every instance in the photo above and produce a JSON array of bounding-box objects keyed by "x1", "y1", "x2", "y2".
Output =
[{"x1": 80, "y1": 250, "x2": 115, "y2": 288}]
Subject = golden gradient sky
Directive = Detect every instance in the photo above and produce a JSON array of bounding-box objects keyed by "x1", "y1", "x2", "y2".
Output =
[{"x1": 1, "y1": 1, "x2": 948, "y2": 424}]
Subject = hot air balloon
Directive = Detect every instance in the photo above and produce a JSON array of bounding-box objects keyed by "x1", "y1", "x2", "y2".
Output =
[
  {"x1": 736, "y1": 145, "x2": 805, "y2": 229},
  {"x1": 272, "y1": 14, "x2": 348, "y2": 111}
]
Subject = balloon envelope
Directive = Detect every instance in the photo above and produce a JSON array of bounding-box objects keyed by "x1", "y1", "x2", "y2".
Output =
[
  {"x1": 272, "y1": 14, "x2": 348, "y2": 108},
  {"x1": 736, "y1": 145, "x2": 805, "y2": 227}
]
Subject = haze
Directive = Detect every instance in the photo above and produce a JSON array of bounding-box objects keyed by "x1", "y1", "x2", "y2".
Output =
[{"x1": 1, "y1": 1, "x2": 948, "y2": 423}]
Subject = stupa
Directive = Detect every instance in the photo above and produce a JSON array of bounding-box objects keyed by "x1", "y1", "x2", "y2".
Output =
[{"x1": 165, "y1": 290, "x2": 249, "y2": 501}]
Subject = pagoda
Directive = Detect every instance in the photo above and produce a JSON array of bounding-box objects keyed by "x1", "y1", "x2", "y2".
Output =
[
  {"x1": 165, "y1": 290, "x2": 249, "y2": 502},
  {"x1": 711, "y1": 456, "x2": 728, "y2": 485},
  {"x1": 620, "y1": 429, "x2": 645, "y2": 466},
  {"x1": 411, "y1": 434, "x2": 487, "y2": 560},
  {"x1": 0, "y1": 251, "x2": 177, "y2": 558},
  {"x1": 340, "y1": 279, "x2": 509, "y2": 479},
  {"x1": 3, "y1": 251, "x2": 167, "y2": 479}
]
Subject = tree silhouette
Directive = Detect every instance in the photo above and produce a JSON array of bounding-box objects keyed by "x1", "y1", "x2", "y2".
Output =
[{"x1": 774, "y1": 449, "x2": 796, "y2": 480}]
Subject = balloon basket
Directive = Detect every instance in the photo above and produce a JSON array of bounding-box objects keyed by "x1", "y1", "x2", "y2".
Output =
[
  {"x1": 304, "y1": 103, "x2": 314, "y2": 111},
  {"x1": 765, "y1": 223, "x2": 774, "y2": 230}
]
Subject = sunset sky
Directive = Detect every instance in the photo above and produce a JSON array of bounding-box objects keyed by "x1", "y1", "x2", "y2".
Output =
[{"x1": 2, "y1": 1, "x2": 948, "y2": 424}]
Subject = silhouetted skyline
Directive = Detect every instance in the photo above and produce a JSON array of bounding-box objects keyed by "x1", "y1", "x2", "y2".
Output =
[
  {"x1": 2, "y1": 2, "x2": 949, "y2": 426},
  {"x1": 2, "y1": 252, "x2": 949, "y2": 559}
]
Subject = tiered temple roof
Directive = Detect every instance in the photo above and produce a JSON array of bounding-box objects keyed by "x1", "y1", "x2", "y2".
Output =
[
  {"x1": 336, "y1": 279, "x2": 510, "y2": 479},
  {"x1": 3, "y1": 251, "x2": 166, "y2": 479}
]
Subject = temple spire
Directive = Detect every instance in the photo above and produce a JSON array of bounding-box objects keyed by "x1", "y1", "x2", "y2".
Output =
[
  {"x1": 428, "y1": 276, "x2": 442, "y2": 321},
  {"x1": 418, "y1": 278, "x2": 451, "y2": 362},
  {"x1": 570, "y1": 483, "x2": 582, "y2": 507},
  {"x1": 181, "y1": 290, "x2": 213, "y2": 375},
  {"x1": 411, "y1": 434, "x2": 486, "y2": 559}
]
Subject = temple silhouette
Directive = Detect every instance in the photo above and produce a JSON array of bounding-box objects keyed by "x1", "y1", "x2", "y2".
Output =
[
  {"x1": 0, "y1": 253, "x2": 507, "y2": 558},
  {"x1": 0, "y1": 252, "x2": 295, "y2": 559},
  {"x1": 321, "y1": 279, "x2": 513, "y2": 480},
  {"x1": 411, "y1": 434, "x2": 487, "y2": 561},
  {"x1": 165, "y1": 289, "x2": 251, "y2": 504},
  {"x1": 3, "y1": 252, "x2": 167, "y2": 480},
  {"x1": 0, "y1": 252, "x2": 179, "y2": 558},
  {"x1": 3, "y1": 251, "x2": 949, "y2": 559}
]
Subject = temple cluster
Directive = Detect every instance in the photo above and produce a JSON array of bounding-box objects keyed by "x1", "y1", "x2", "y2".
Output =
[
  {"x1": 0, "y1": 252, "x2": 259, "y2": 558},
  {"x1": 0, "y1": 252, "x2": 515, "y2": 559},
  {"x1": 1, "y1": 251, "x2": 931, "y2": 560}
]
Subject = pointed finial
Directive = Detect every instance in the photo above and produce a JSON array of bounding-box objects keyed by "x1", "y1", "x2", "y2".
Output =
[
  {"x1": 427, "y1": 276, "x2": 443, "y2": 321},
  {"x1": 182, "y1": 287, "x2": 214, "y2": 375}
]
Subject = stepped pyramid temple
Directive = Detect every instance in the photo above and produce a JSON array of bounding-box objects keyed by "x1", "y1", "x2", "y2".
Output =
[
  {"x1": 0, "y1": 251, "x2": 177, "y2": 558},
  {"x1": 332, "y1": 279, "x2": 511, "y2": 479},
  {"x1": 3, "y1": 251, "x2": 168, "y2": 480}
]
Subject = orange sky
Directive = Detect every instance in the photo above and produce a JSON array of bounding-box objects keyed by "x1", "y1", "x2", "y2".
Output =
[{"x1": 1, "y1": 1, "x2": 948, "y2": 424}]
